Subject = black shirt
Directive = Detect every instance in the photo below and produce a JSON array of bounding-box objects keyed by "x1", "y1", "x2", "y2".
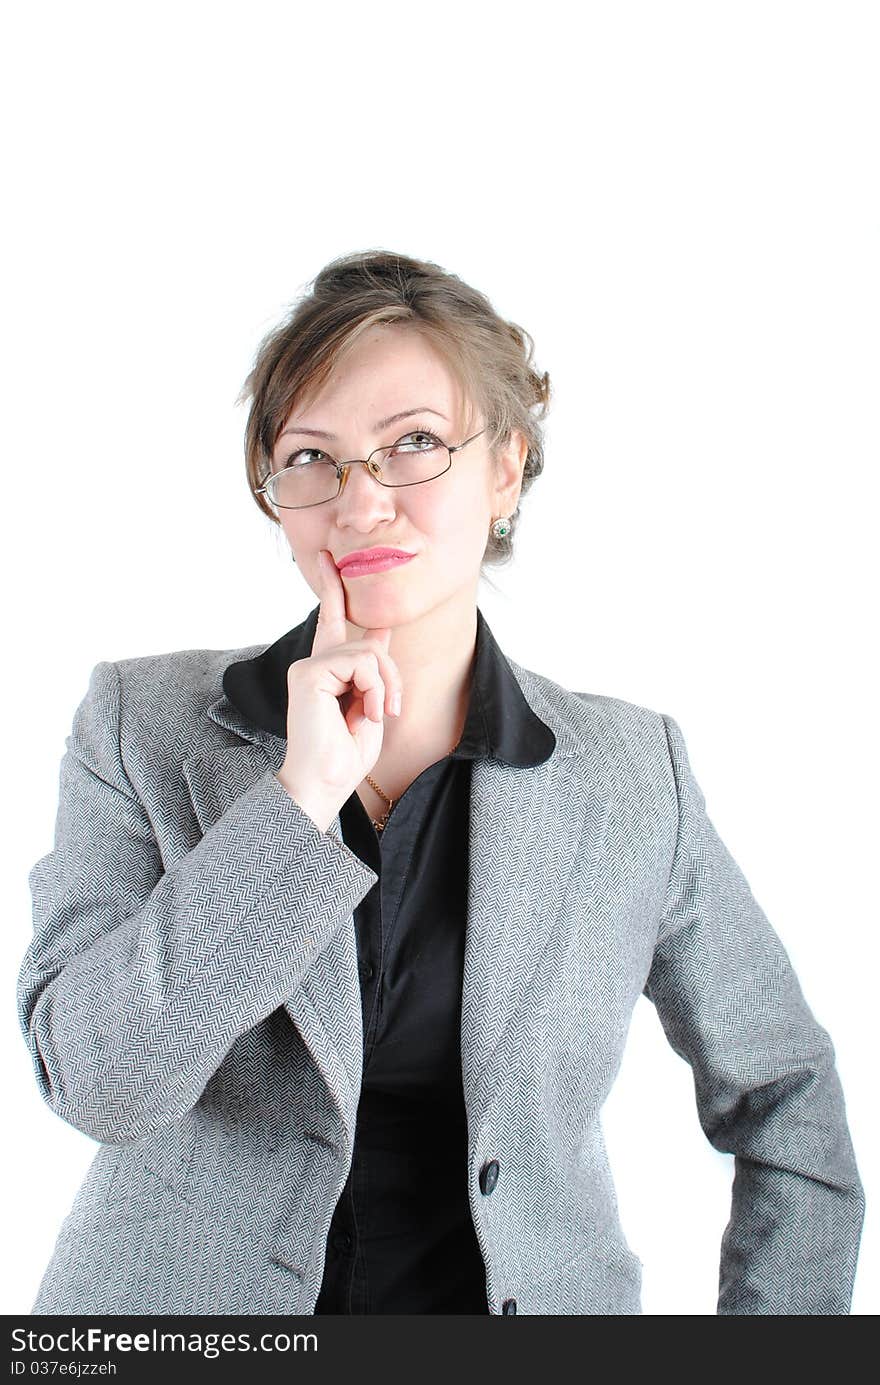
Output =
[{"x1": 222, "y1": 603, "x2": 556, "y2": 1313}]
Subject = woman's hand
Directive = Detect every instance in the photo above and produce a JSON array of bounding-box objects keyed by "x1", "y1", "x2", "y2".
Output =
[{"x1": 275, "y1": 549, "x2": 403, "y2": 829}]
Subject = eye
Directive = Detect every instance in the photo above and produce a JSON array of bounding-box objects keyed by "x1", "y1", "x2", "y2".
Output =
[
  {"x1": 279, "y1": 429, "x2": 442, "y2": 469},
  {"x1": 282, "y1": 447, "x2": 330, "y2": 468},
  {"x1": 391, "y1": 430, "x2": 442, "y2": 452}
]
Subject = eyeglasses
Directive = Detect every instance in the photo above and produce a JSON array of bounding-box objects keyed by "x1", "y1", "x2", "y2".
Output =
[{"x1": 256, "y1": 427, "x2": 487, "y2": 510}]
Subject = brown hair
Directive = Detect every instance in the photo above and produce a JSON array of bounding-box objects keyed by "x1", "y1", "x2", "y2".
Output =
[{"x1": 236, "y1": 248, "x2": 551, "y2": 569}]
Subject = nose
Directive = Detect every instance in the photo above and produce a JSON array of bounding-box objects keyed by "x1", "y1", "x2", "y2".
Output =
[{"x1": 334, "y1": 460, "x2": 397, "y2": 522}]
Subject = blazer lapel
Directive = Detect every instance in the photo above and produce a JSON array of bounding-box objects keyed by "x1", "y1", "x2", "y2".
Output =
[{"x1": 461, "y1": 747, "x2": 609, "y2": 1137}]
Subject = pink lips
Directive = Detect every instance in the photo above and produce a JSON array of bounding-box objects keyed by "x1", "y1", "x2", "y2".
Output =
[{"x1": 336, "y1": 547, "x2": 416, "y2": 578}]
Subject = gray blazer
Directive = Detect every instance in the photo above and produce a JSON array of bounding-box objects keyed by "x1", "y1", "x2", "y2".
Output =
[{"x1": 18, "y1": 643, "x2": 865, "y2": 1315}]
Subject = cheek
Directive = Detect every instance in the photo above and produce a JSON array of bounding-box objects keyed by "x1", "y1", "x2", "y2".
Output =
[
  {"x1": 414, "y1": 484, "x2": 489, "y2": 544},
  {"x1": 279, "y1": 513, "x2": 318, "y2": 554},
  {"x1": 278, "y1": 518, "x2": 324, "y2": 586}
]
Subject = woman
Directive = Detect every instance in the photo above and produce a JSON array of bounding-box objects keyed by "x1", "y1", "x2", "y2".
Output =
[{"x1": 18, "y1": 249, "x2": 864, "y2": 1315}]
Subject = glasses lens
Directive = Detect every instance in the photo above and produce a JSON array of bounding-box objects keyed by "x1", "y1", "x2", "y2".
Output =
[
  {"x1": 268, "y1": 460, "x2": 339, "y2": 509},
  {"x1": 267, "y1": 435, "x2": 450, "y2": 508},
  {"x1": 375, "y1": 435, "x2": 450, "y2": 486}
]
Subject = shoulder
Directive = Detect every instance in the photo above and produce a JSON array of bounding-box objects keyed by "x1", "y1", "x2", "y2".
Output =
[
  {"x1": 109, "y1": 641, "x2": 267, "y2": 755},
  {"x1": 508, "y1": 656, "x2": 675, "y2": 786}
]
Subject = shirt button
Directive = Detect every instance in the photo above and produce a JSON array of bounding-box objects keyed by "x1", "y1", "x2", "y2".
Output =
[
  {"x1": 502, "y1": 1298, "x2": 517, "y2": 1314},
  {"x1": 358, "y1": 959, "x2": 375, "y2": 981},
  {"x1": 478, "y1": 1159, "x2": 500, "y2": 1194},
  {"x1": 331, "y1": 1230, "x2": 353, "y2": 1254}
]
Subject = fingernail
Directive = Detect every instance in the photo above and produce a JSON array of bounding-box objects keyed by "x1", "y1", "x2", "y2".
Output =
[{"x1": 390, "y1": 691, "x2": 401, "y2": 715}]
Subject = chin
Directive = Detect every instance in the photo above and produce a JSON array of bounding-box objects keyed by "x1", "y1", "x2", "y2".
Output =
[{"x1": 345, "y1": 585, "x2": 420, "y2": 629}]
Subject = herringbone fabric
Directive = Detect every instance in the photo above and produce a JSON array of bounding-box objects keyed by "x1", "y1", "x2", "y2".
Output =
[{"x1": 17, "y1": 646, "x2": 865, "y2": 1314}]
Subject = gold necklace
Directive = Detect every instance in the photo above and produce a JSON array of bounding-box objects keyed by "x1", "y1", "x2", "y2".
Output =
[{"x1": 365, "y1": 739, "x2": 460, "y2": 834}]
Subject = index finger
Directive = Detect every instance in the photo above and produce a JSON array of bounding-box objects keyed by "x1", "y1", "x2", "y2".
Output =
[{"x1": 311, "y1": 550, "x2": 350, "y2": 656}]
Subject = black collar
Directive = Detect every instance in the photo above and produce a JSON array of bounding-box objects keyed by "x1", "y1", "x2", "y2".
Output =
[{"x1": 222, "y1": 604, "x2": 556, "y2": 767}]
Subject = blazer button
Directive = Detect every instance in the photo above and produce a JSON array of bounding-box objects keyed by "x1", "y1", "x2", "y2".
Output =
[
  {"x1": 478, "y1": 1159, "x2": 500, "y2": 1194},
  {"x1": 501, "y1": 1298, "x2": 517, "y2": 1314}
]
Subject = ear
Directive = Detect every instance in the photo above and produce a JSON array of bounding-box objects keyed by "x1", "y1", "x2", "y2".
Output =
[{"x1": 491, "y1": 429, "x2": 529, "y2": 515}]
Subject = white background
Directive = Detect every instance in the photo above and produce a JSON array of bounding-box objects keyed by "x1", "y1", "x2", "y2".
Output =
[{"x1": 3, "y1": 0, "x2": 876, "y2": 1316}]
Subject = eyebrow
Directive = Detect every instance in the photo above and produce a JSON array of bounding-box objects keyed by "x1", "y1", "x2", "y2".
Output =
[{"x1": 278, "y1": 406, "x2": 448, "y2": 442}]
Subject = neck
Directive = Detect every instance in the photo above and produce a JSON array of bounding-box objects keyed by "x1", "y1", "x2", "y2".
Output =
[{"x1": 344, "y1": 589, "x2": 478, "y2": 758}]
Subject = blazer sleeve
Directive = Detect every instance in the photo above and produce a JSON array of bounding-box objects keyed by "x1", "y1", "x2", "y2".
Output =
[
  {"x1": 642, "y1": 713, "x2": 865, "y2": 1315},
  {"x1": 17, "y1": 659, "x2": 378, "y2": 1147}
]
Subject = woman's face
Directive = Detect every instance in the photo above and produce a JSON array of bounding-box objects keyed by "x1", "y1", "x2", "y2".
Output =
[{"x1": 271, "y1": 325, "x2": 527, "y2": 632}]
